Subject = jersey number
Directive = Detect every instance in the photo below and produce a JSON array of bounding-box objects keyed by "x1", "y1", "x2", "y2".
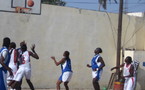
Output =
[{"x1": 22, "y1": 56, "x2": 25, "y2": 64}]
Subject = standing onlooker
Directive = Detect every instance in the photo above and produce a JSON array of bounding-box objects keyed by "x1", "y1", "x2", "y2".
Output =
[
  {"x1": 87, "y1": 47, "x2": 105, "y2": 90},
  {"x1": 51, "y1": 51, "x2": 73, "y2": 90},
  {"x1": 0, "y1": 37, "x2": 13, "y2": 90},
  {"x1": 111, "y1": 56, "x2": 135, "y2": 90}
]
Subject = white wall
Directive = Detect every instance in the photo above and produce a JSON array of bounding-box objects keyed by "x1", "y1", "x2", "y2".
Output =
[{"x1": 0, "y1": 4, "x2": 145, "y2": 89}]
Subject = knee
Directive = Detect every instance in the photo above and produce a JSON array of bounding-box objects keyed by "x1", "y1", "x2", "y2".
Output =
[
  {"x1": 92, "y1": 78, "x2": 98, "y2": 84},
  {"x1": 56, "y1": 82, "x2": 60, "y2": 86},
  {"x1": 26, "y1": 79, "x2": 31, "y2": 83},
  {"x1": 64, "y1": 82, "x2": 68, "y2": 87},
  {"x1": 92, "y1": 80, "x2": 96, "y2": 84}
]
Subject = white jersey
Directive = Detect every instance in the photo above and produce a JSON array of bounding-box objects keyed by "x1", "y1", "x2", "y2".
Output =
[
  {"x1": 123, "y1": 63, "x2": 131, "y2": 77},
  {"x1": 7, "y1": 49, "x2": 18, "y2": 81},
  {"x1": 13, "y1": 51, "x2": 32, "y2": 81},
  {"x1": 8, "y1": 49, "x2": 17, "y2": 70},
  {"x1": 19, "y1": 51, "x2": 31, "y2": 69}
]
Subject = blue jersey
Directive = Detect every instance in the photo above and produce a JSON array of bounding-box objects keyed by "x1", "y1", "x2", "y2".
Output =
[
  {"x1": 61, "y1": 58, "x2": 72, "y2": 73},
  {"x1": 91, "y1": 54, "x2": 101, "y2": 71},
  {"x1": 0, "y1": 47, "x2": 10, "y2": 72},
  {"x1": 0, "y1": 47, "x2": 10, "y2": 90}
]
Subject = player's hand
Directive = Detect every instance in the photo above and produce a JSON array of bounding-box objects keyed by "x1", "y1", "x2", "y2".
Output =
[
  {"x1": 31, "y1": 44, "x2": 35, "y2": 52},
  {"x1": 87, "y1": 64, "x2": 91, "y2": 68},
  {"x1": 8, "y1": 67, "x2": 13, "y2": 77},
  {"x1": 51, "y1": 56, "x2": 55, "y2": 60}
]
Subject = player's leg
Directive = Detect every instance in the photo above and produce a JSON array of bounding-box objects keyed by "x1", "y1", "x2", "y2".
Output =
[
  {"x1": 56, "y1": 80, "x2": 62, "y2": 90},
  {"x1": 25, "y1": 69, "x2": 34, "y2": 90},
  {"x1": 124, "y1": 78, "x2": 129, "y2": 90},
  {"x1": 92, "y1": 70, "x2": 102, "y2": 90},
  {"x1": 26, "y1": 79, "x2": 34, "y2": 90},
  {"x1": 11, "y1": 81, "x2": 20, "y2": 89},
  {"x1": 57, "y1": 74, "x2": 63, "y2": 90},
  {"x1": 0, "y1": 70, "x2": 7, "y2": 90},
  {"x1": 92, "y1": 78, "x2": 100, "y2": 90},
  {"x1": 62, "y1": 72, "x2": 73, "y2": 90},
  {"x1": 11, "y1": 68, "x2": 24, "y2": 89},
  {"x1": 8, "y1": 80, "x2": 15, "y2": 87},
  {"x1": 64, "y1": 82, "x2": 69, "y2": 90},
  {"x1": 126, "y1": 77, "x2": 135, "y2": 90},
  {"x1": 7, "y1": 66, "x2": 18, "y2": 88},
  {"x1": 17, "y1": 79, "x2": 22, "y2": 90}
]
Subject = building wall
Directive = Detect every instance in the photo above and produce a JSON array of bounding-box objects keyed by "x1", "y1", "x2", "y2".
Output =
[{"x1": 0, "y1": 4, "x2": 144, "y2": 89}]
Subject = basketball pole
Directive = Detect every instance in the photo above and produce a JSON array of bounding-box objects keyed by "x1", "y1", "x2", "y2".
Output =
[{"x1": 116, "y1": 0, "x2": 124, "y2": 81}]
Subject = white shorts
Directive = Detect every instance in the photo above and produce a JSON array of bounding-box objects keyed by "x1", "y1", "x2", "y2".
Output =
[
  {"x1": 59, "y1": 72, "x2": 73, "y2": 82},
  {"x1": 124, "y1": 77, "x2": 135, "y2": 90},
  {"x1": 7, "y1": 65, "x2": 17, "y2": 81},
  {"x1": 13, "y1": 67, "x2": 31, "y2": 81},
  {"x1": 92, "y1": 69, "x2": 103, "y2": 80}
]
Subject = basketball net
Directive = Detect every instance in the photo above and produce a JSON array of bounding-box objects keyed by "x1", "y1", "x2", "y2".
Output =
[{"x1": 15, "y1": 7, "x2": 32, "y2": 22}]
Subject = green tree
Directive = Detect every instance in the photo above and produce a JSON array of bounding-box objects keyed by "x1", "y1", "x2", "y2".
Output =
[{"x1": 41, "y1": 0, "x2": 66, "y2": 6}]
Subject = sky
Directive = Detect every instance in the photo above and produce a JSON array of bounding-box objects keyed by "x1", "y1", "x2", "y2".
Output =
[{"x1": 63, "y1": 0, "x2": 145, "y2": 13}]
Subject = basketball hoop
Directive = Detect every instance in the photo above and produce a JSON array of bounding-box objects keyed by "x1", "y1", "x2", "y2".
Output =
[
  {"x1": 15, "y1": 7, "x2": 31, "y2": 14},
  {"x1": 15, "y1": 7, "x2": 32, "y2": 22}
]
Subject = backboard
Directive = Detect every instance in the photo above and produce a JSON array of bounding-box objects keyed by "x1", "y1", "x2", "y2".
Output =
[{"x1": 0, "y1": 0, "x2": 41, "y2": 15}]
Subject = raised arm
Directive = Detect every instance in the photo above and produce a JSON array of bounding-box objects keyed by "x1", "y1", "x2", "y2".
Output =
[
  {"x1": 29, "y1": 44, "x2": 39, "y2": 59},
  {"x1": 51, "y1": 56, "x2": 66, "y2": 66}
]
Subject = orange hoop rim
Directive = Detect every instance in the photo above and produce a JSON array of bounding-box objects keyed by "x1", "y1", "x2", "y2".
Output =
[{"x1": 15, "y1": 7, "x2": 32, "y2": 13}]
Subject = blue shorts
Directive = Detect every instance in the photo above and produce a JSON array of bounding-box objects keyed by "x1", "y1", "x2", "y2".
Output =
[{"x1": 0, "y1": 69, "x2": 7, "y2": 90}]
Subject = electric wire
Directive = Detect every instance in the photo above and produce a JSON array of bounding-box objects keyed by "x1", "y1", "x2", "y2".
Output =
[
  {"x1": 123, "y1": 20, "x2": 145, "y2": 47},
  {"x1": 122, "y1": 16, "x2": 130, "y2": 48},
  {"x1": 105, "y1": 11, "x2": 117, "y2": 49}
]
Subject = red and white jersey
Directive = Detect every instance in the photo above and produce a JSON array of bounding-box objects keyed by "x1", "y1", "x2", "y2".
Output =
[
  {"x1": 123, "y1": 63, "x2": 131, "y2": 77},
  {"x1": 19, "y1": 51, "x2": 31, "y2": 69},
  {"x1": 9, "y1": 49, "x2": 17, "y2": 68},
  {"x1": 7, "y1": 49, "x2": 18, "y2": 80}
]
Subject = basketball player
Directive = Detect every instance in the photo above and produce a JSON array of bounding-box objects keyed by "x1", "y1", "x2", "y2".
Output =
[
  {"x1": 11, "y1": 43, "x2": 39, "y2": 90},
  {"x1": 16, "y1": 41, "x2": 25, "y2": 90},
  {"x1": 111, "y1": 56, "x2": 135, "y2": 90},
  {"x1": 8, "y1": 41, "x2": 26, "y2": 90},
  {"x1": 87, "y1": 47, "x2": 105, "y2": 90},
  {"x1": 51, "y1": 51, "x2": 73, "y2": 90},
  {"x1": 7, "y1": 42, "x2": 18, "y2": 89},
  {"x1": 0, "y1": 37, "x2": 13, "y2": 90}
]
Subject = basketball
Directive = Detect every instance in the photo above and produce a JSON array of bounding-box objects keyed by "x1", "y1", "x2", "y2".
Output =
[{"x1": 28, "y1": 0, "x2": 34, "y2": 7}]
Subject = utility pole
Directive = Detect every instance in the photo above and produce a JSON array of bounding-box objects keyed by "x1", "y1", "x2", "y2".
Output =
[{"x1": 116, "y1": 0, "x2": 124, "y2": 80}]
